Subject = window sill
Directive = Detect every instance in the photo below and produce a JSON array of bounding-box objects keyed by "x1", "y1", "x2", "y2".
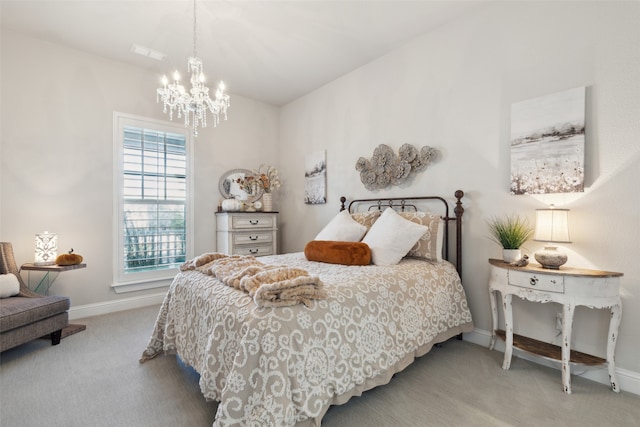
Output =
[{"x1": 111, "y1": 276, "x2": 173, "y2": 294}]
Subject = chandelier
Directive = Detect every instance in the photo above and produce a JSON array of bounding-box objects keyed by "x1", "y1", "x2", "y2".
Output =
[{"x1": 156, "y1": 0, "x2": 230, "y2": 136}]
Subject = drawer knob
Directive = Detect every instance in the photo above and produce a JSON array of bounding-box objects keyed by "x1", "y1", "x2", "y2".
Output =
[
  {"x1": 249, "y1": 235, "x2": 258, "y2": 241},
  {"x1": 530, "y1": 276, "x2": 538, "y2": 286},
  {"x1": 249, "y1": 249, "x2": 259, "y2": 254},
  {"x1": 249, "y1": 220, "x2": 259, "y2": 225}
]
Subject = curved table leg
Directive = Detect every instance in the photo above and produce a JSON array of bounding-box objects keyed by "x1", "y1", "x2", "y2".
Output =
[
  {"x1": 561, "y1": 303, "x2": 575, "y2": 394},
  {"x1": 502, "y1": 293, "x2": 513, "y2": 370},
  {"x1": 608, "y1": 301, "x2": 622, "y2": 392},
  {"x1": 489, "y1": 289, "x2": 499, "y2": 350}
]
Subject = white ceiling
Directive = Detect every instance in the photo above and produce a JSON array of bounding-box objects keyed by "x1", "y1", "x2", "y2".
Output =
[{"x1": 1, "y1": 0, "x2": 485, "y2": 106}]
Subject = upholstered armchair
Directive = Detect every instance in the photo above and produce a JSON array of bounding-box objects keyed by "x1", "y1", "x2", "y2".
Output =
[{"x1": 0, "y1": 242, "x2": 70, "y2": 352}]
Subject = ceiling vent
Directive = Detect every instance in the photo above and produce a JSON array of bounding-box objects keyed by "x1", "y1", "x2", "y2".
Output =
[{"x1": 130, "y1": 44, "x2": 166, "y2": 61}]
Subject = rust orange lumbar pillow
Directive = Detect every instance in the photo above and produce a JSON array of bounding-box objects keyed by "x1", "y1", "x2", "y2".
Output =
[
  {"x1": 55, "y1": 249, "x2": 83, "y2": 266},
  {"x1": 304, "y1": 240, "x2": 371, "y2": 266}
]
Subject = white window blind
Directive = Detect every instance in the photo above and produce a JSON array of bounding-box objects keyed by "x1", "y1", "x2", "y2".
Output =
[{"x1": 122, "y1": 126, "x2": 187, "y2": 273}]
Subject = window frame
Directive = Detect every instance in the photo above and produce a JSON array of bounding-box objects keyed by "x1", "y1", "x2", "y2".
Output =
[{"x1": 112, "y1": 112, "x2": 194, "y2": 293}]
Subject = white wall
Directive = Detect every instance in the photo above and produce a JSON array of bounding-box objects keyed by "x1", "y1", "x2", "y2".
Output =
[
  {"x1": 278, "y1": 1, "x2": 640, "y2": 375},
  {"x1": 0, "y1": 30, "x2": 279, "y2": 306}
]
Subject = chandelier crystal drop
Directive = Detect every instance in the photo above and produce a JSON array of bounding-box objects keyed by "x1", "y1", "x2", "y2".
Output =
[{"x1": 156, "y1": 0, "x2": 230, "y2": 136}]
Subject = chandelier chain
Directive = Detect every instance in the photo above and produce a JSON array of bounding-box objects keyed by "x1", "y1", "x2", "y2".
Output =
[{"x1": 192, "y1": 0, "x2": 197, "y2": 58}]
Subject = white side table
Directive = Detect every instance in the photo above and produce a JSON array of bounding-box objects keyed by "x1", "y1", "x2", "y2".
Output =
[{"x1": 488, "y1": 258, "x2": 623, "y2": 394}]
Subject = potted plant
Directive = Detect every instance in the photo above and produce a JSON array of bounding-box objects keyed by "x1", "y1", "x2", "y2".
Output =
[{"x1": 487, "y1": 214, "x2": 534, "y2": 263}]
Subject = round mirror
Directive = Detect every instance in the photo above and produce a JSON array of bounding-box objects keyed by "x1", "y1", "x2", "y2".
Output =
[{"x1": 219, "y1": 169, "x2": 264, "y2": 203}]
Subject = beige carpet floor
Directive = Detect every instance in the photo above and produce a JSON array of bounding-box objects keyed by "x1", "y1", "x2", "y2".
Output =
[{"x1": 1, "y1": 304, "x2": 638, "y2": 427}]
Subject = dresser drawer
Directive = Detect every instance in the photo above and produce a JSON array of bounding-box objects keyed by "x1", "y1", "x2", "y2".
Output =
[
  {"x1": 234, "y1": 231, "x2": 274, "y2": 245},
  {"x1": 232, "y1": 215, "x2": 276, "y2": 229},
  {"x1": 233, "y1": 245, "x2": 274, "y2": 257},
  {"x1": 508, "y1": 270, "x2": 564, "y2": 293}
]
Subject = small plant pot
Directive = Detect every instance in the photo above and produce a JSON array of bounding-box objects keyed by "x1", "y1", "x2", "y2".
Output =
[{"x1": 502, "y1": 249, "x2": 522, "y2": 263}]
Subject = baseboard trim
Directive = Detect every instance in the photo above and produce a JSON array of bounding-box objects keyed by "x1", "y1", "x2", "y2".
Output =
[
  {"x1": 69, "y1": 292, "x2": 165, "y2": 320},
  {"x1": 463, "y1": 328, "x2": 640, "y2": 396}
]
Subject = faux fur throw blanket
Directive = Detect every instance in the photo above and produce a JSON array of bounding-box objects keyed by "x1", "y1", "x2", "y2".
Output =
[{"x1": 180, "y1": 253, "x2": 326, "y2": 307}]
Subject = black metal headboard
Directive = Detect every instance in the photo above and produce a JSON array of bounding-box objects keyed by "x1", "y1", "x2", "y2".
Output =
[{"x1": 339, "y1": 190, "x2": 465, "y2": 277}]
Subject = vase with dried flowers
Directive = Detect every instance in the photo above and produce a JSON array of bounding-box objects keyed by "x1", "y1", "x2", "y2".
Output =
[{"x1": 254, "y1": 164, "x2": 280, "y2": 211}]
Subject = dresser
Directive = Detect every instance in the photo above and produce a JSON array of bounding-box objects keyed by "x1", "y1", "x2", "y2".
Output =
[
  {"x1": 488, "y1": 258, "x2": 623, "y2": 394},
  {"x1": 216, "y1": 212, "x2": 278, "y2": 257}
]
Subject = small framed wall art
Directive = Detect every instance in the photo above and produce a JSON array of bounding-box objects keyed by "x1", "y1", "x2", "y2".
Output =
[
  {"x1": 305, "y1": 150, "x2": 326, "y2": 204},
  {"x1": 510, "y1": 86, "x2": 586, "y2": 195}
]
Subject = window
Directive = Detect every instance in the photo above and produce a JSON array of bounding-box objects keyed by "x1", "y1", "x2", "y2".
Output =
[{"x1": 113, "y1": 113, "x2": 193, "y2": 291}]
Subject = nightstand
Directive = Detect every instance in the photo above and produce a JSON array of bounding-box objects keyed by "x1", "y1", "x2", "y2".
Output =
[
  {"x1": 488, "y1": 258, "x2": 623, "y2": 394},
  {"x1": 216, "y1": 212, "x2": 278, "y2": 257}
]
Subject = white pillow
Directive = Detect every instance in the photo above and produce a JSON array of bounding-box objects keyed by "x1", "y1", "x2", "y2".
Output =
[
  {"x1": 362, "y1": 207, "x2": 428, "y2": 265},
  {"x1": 0, "y1": 273, "x2": 20, "y2": 298},
  {"x1": 315, "y1": 210, "x2": 368, "y2": 242}
]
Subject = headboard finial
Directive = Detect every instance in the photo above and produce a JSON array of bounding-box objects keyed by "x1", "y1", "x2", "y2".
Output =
[
  {"x1": 339, "y1": 196, "x2": 347, "y2": 211},
  {"x1": 454, "y1": 190, "x2": 464, "y2": 217}
]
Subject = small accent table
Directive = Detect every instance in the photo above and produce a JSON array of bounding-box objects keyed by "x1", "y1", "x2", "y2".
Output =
[
  {"x1": 20, "y1": 262, "x2": 88, "y2": 339},
  {"x1": 488, "y1": 258, "x2": 623, "y2": 394},
  {"x1": 21, "y1": 263, "x2": 87, "y2": 295}
]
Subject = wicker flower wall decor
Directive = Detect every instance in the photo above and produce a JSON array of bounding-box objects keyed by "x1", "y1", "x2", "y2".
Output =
[{"x1": 355, "y1": 144, "x2": 438, "y2": 191}]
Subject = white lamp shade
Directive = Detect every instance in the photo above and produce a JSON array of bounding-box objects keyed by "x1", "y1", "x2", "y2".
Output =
[
  {"x1": 35, "y1": 231, "x2": 58, "y2": 265},
  {"x1": 534, "y1": 208, "x2": 571, "y2": 243}
]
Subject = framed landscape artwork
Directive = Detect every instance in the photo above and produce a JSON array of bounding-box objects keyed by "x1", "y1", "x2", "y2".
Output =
[
  {"x1": 304, "y1": 150, "x2": 326, "y2": 204},
  {"x1": 510, "y1": 86, "x2": 586, "y2": 195}
]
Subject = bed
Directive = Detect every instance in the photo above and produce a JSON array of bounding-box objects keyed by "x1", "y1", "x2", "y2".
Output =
[{"x1": 141, "y1": 191, "x2": 473, "y2": 426}]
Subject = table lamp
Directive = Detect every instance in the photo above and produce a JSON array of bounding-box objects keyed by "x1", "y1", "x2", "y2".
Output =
[
  {"x1": 534, "y1": 206, "x2": 571, "y2": 269},
  {"x1": 35, "y1": 231, "x2": 57, "y2": 266}
]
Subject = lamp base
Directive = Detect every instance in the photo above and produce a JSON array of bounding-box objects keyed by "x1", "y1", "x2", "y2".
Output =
[{"x1": 534, "y1": 245, "x2": 567, "y2": 269}]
